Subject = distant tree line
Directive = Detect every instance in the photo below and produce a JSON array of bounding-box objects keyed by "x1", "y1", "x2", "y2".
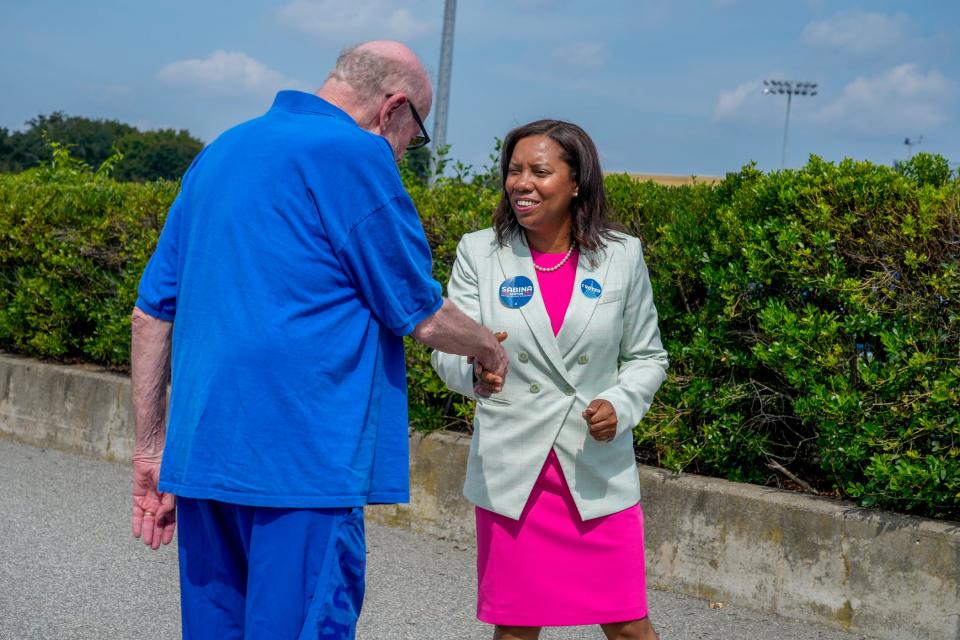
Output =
[{"x1": 0, "y1": 112, "x2": 204, "y2": 182}]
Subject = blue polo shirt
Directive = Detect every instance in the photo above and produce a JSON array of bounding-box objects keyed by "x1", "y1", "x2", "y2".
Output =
[{"x1": 136, "y1": 91, "x2": 442, "y2": 507}]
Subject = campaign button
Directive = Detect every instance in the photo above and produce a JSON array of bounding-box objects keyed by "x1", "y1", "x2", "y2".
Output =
[
  {"x1": 580, "y1": 278, "x2": 602, "y2": 299},
  {"x1": 499, "y1": 276, "x2": 535, "y2": 309}
]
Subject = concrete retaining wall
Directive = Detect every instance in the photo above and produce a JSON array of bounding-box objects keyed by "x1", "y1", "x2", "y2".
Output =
[
  {"x1": 0, "y1": 354, "x2": 135, "y2": 462},
  {"x1": 1, "y1": 352, "x2": 957, "y2": 639}
]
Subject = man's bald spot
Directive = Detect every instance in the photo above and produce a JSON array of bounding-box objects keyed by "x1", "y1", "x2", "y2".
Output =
[
  {"x1": 339, "y1": 40, "x2": 432, "y2": 112},
  {"x1": 355, "y1": 40, "x2": 422, "y2": 70}
]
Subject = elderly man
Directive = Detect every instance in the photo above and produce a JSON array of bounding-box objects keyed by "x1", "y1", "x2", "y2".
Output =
[{"x1": 130, "y1": 41, "x2": 508, "y2": 639}]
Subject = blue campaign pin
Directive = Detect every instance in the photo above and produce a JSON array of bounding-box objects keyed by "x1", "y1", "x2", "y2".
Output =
[
  {"x1": 580, "y1": 278, "x2": 603, "y2": 299},
  {"x1": 499, "y1": 276, "x2": 535, "y2": 309}
]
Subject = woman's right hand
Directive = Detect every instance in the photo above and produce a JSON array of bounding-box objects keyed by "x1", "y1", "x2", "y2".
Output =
[{"x1": 472, "y1": 331, "x2": 508, "y2": 396}]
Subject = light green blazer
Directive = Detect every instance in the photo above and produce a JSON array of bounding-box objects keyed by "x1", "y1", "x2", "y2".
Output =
[{"x1": 431, "y1": 227, "x2": 668, "y2": 520}]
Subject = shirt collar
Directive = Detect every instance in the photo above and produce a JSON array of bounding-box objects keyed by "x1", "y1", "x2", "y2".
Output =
[{"x1": 269, "y1": 90, "x2": 356, "y2": 125}]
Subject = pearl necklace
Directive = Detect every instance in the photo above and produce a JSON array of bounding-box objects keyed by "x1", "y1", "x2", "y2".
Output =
[{"x1": 533, "y1": 242, "x2": 576, "y2": 273}]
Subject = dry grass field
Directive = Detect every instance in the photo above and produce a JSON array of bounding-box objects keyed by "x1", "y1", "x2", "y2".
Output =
[{"x1": 617, "y1": 172, "x2": 723, "y2": 186}]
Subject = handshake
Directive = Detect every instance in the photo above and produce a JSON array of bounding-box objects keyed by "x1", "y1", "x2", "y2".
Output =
[
  {"x1": 465, "y1": 329, "x2": 617, "y2": 442},
  {"x1": 469, "y1": 331, "x2": 509, "y2": 397}
]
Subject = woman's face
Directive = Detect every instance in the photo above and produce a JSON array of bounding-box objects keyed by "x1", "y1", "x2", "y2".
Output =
[{"x1": 505, "y1": 135, "x2": 578, "y2": 235}]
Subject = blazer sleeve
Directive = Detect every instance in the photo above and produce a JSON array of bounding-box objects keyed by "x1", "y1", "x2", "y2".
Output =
[
  {"x1": 430, "y1": 236, "x2": 479, "y2": 399},
  {"x1": 596, "y1": 238, "x2": 669, "y2": 435}
]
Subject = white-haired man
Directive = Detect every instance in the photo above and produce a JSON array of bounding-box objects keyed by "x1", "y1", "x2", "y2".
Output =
[{"x1": 130, "y1": 41, "x2": 508, "y2": 638}]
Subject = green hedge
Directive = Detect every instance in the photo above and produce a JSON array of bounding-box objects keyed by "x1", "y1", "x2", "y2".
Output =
[
  {"x1": 1, "y1": 147, "x2": 957, "y2": 520},
  {"x1": 628, "y1": 157, "x2": 959, "y2": 521},
  {"x1": 0, "y1": 144, "x2": 176, "y2": 365}
]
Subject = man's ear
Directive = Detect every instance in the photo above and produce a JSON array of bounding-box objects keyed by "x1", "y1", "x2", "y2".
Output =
[{"x1": 378, "y1": 93, "x2": 407, "y2": 130}]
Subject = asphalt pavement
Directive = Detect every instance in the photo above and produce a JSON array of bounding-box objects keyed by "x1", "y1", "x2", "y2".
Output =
[{"x1": 0, "y1": 437, "x2": 878, "y2": 640}]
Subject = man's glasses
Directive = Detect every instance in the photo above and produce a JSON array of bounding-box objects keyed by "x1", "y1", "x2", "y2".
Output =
[{"x1": 406, "y1": 101, "x2": 430, "y2": 150}]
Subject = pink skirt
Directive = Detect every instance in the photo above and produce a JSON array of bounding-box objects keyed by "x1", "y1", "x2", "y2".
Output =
[{"x1": 475, "y1": 450, "x2": 649, "y2": 627}]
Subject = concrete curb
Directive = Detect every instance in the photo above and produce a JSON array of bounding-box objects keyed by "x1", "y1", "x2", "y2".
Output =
[{"x1": 1, "y1": 353, "x2": 957, "y2": 640}]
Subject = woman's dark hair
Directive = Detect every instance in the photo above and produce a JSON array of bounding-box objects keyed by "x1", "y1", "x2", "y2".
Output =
[{"x1": 492, "y1": 119, "x2": 624, "y2": 256}]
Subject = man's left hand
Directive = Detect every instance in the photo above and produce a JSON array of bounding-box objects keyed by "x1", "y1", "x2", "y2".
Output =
[
  {"x1": 583, "y1": 399, "x2": 618, "y2": 442},
  {"x1": 132, "y1": 458, "x2": 176, "y2": 550}
]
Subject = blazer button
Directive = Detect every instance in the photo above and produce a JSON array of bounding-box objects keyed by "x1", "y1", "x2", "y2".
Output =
[
  {"x1": 564, "y1": 386, "x2": 575, "y2": 396},
  {"x1": 529, "y1": 383, "x2": 540, "y2": 393},
  {"x1": 577, "y1": 354, "x2": 589, "y2": 365},
  {"x1": 518, "y1": 351, "x2": 529, "y2": 363}
]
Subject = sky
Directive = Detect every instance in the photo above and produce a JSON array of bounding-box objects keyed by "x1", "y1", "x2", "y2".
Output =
[{"x1": 1, "y1": 0, "x2": 958, "y2": 177}]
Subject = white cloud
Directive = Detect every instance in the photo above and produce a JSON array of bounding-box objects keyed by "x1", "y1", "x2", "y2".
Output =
[
  {"x1": 814, "y1": 64, "x2": 954, "y2": 135},
  {"x1": 802, "y1": 10, "x2": 911, "y2": 55},
  {"x1": 553, "y1": 42, "x2": 609, "y2": 72},
  {"x1": 276, "y1": 0, "x2": 436, "y2": 41},
  {"x1": 157, "y1": 51, "x2": 302, "y2": 97},
  {"x1": 714, "y1": 79, "x2": 762, "y2": 119}
]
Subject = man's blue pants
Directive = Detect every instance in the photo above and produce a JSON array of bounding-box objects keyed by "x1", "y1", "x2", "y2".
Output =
[{"x1": 177, "y1": 498, "x2": 366, "y2": 639}]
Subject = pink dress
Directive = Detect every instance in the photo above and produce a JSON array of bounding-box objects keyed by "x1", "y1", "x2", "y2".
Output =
[{"x1": 475, "y1": 247, "x2": 649, "y2": 627}]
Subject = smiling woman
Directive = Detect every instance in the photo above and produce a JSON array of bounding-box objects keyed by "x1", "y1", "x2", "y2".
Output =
[{"x1": 432, "y1": 119, "x2": 668, "y2": 640}]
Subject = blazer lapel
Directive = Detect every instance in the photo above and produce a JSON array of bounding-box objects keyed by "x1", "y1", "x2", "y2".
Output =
[
  {"x1": 496, "y1": 232, "x2": 574, "y2": 388},
  {"x1": 556, "y1": 246, "x2": 614, "y2": 356}
]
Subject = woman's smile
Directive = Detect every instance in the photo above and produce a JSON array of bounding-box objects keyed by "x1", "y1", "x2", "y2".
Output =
[{"x1": 513, "y1": 197, "x2": 540, "y2": 214}]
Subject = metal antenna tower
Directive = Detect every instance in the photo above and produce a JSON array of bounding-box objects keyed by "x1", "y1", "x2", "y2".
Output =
[{"x1": 429, "y1": 0, "x2": 457, "y2": 185}]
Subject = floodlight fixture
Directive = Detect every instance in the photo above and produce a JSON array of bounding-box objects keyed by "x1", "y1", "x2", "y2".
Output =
[
  {"x1": 763, "y1": 79, "x2": 819, "y2": 168},
  {"x1": 904, "y1": 136, "x2": 923, "y2": 158}
]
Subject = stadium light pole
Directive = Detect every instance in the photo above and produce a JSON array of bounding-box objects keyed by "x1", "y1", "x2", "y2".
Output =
[
  {"x1": 429, "y1": 0, "x2": 457, "y2": 185},
  {"x1": 763, "y1": 80, "x2": 818, "y2": 169}
]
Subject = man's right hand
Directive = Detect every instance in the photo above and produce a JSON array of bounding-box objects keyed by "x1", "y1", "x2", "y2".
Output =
[
  {"x1": 473, "y1": 331, "x2": 508, "y2": 396},
  {"x1": 413, "y1": 299, "x2": 511, "y2": 394}
]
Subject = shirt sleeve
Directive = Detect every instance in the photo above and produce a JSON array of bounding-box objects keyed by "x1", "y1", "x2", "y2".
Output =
[
  {"x1": 135, "y1": 195, "x2": 183, "y2": 321},
  {"x1": 334, "y1": 192, "x2": 443, "y2": 336}
]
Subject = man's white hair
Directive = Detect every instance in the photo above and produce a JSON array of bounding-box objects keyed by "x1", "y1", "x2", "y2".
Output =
[{"x1": 330, "y1": 43, "x2": 425, "y2": 107}]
